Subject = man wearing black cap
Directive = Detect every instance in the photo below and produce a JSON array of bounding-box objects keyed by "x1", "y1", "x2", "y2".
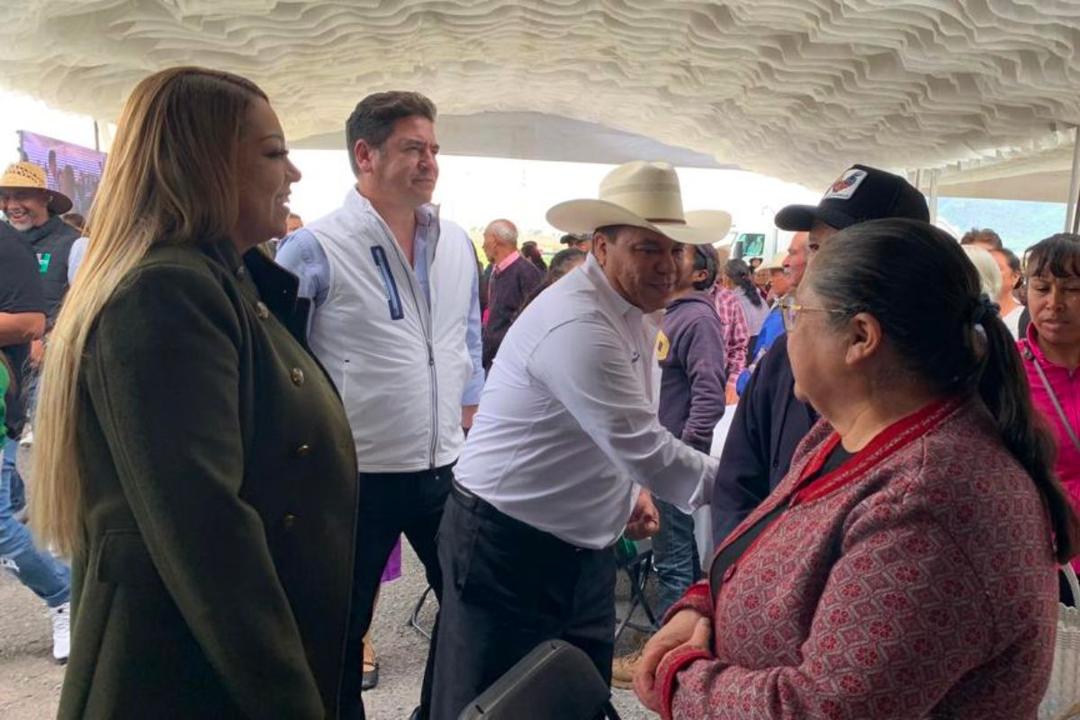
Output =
[
  {"x1": 559, "y1": 232, "x2": 591, "y2": 252},
  {"x1": 711, "y1": 165, "x2": 929, "y2": 544}
]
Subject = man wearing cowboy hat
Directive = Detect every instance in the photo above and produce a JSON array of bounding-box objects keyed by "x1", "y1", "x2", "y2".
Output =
[
  {"x1": 429, "y1": 161, "x2": 729, "y2": 718},
  {"x1": 0, "y1": 161, "x2": 80, "y2": 331}
]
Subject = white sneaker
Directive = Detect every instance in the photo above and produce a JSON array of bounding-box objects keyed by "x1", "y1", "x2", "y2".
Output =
[{"x1": 50, "y1": 602, "x2": 70, "y2": 664}]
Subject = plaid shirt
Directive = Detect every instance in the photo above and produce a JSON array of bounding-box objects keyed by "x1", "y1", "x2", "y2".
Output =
[{"x1": 710, "y1": 287, "x2": 748, "y2": 390}]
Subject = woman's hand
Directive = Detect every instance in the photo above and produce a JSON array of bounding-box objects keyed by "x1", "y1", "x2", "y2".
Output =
[{"x1": 633, "y1": 609, "x2": 707, "y2": 711}]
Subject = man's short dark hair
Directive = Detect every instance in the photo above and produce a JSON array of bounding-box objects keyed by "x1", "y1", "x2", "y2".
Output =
[
  {"x1": 595, "y1": 225, "x2": 632, "y2": 243},
  {"x1": 960, "y1": 228, "x2": 1003, "y2": 250},
  {"x1": 692, "y1": 245, "x2": 719, "y2": 290},
  {"x1": 345, "y1": 91, "x2": 437, "y2": 175}
]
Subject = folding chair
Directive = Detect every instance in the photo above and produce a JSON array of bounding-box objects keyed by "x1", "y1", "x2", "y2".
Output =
[
  {"x1": 613, "y1": 536, "x2": 659, "y2": 644},
  {"x1": 409, "y1": 585, "x2": 435, "y2": 640},
  {"x1": 458, "y1": 640, "x2": 622, "y2": 720}
]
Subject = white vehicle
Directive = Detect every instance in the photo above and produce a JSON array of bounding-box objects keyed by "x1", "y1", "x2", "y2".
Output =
[{"x1": 725, "y1": 227, "x2": 795, "y2": 262}]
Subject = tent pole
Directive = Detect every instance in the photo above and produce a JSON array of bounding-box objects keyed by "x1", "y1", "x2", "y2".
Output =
[
  {"x1": 928, "y1": 169, "x2": 939, "y2": 225},
  {"x1": 1066, "y1": 126, "x2": 1080, "y2": 233}
]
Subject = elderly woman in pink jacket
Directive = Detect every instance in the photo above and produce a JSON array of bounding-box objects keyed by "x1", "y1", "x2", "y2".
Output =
[
  {"x1": 636, "y1": 219, "x2": 1079, "y2": 720},
  {"x1": 1019, "y1": 233, "x2": 1080, "y2": 577}
]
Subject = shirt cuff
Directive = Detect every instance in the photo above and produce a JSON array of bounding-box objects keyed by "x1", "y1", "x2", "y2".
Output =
[
  {"x1": 658, "y1": 647, "x2": 713, "y2": 720},
  {"x1": 686, "y1": 457, "x2": 719, "y2": 511},
  {"x1": 662, "y1": 580, "x2": 713, "y2": 625},
  {"x1": 461, "y1": 369, "x2": 484, "y2": 406}
]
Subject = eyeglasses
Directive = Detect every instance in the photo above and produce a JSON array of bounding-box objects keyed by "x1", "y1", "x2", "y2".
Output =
[{"x1": 778, "y1": 297, "x2": 847, "y2": 331}]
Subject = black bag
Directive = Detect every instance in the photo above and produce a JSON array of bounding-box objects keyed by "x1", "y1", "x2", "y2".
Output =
[{"x1": 458, "y1": 640, "x2": 622, "y2": 720}]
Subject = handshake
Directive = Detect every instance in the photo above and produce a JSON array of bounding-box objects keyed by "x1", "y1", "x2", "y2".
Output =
[{"x1": 624, "y1": 488, "x2": 660, "y2": 540}]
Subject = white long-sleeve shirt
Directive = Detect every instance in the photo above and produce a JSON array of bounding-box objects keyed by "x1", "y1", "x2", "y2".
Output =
[{"x1": 455, "y1": 254, "x2": 718, "y2": 549}]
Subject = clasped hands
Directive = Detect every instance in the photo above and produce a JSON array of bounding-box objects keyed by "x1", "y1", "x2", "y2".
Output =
[{"x1": 633, "y1": 608, "x2": 713, "y2": 712}]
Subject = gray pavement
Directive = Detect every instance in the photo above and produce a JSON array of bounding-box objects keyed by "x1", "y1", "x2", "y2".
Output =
[{"x1": 0, "y1": 540, "x2": 656, "y2": 719}]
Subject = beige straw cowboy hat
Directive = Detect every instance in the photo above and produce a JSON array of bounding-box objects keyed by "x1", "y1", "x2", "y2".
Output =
[
  {"x1": 0, "y1": 161, "x2": 73, "y2": 215},
  {"x1": 546, "y1": 161, "x2": 731, "y2": 246}
]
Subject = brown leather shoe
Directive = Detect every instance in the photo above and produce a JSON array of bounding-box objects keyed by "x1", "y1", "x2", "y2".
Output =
[{"x1": 611, "y1": 647, "x2": 643, "y2": 689}]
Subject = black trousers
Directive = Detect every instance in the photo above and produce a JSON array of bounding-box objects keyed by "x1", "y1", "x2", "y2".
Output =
[
  {"x1": 340, "y1": 465, "x2": 453, "y2": 720},
  {"x1": 430, "y1": 484, "x2": 616, "y2": 720}
]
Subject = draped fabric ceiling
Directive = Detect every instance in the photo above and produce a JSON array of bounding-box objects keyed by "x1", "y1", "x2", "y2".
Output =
[{"x1": 2, "y1": 1, "x2": 1079, "y2": 200}]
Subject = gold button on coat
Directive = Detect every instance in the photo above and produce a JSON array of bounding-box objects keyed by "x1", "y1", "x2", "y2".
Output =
[
  {"x1": 290, "y1": 368, "x2": 305, "y2": 386},
  {"x1": 296, "y1": 444, "x2": 312, "y2": 457},
  {"x1": 282, "y1": 513, "x2": 297, "y2": 529}
]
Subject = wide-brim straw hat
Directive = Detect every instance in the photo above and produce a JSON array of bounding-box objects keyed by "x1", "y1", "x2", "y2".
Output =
[
  {"x1": 0, "y1": 161, "x2": 73, "y2": 215},
  {"x1": 546, "y1": 161, "x2": 731, "y2": 246}
]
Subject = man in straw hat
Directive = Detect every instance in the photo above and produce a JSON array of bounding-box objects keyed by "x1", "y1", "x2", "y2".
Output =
[
  {"x1": 0, "y1": 165, "x2": 73, "y2": 664},
  {"x1": 429, "y1": 161, "x2": 730, "y2": 718},
  {"x1": 0, "y1": 161, "x2": 79, "y2": 331}
]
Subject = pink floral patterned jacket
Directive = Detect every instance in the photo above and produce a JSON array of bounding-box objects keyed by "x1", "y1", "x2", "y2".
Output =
[{"x1": 659, "y1": 398, "x2": 1058, "y2": 719}]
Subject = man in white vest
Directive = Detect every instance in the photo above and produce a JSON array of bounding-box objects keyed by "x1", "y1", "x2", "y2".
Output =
[{"x1": 276, "y1": 91, "x2": 483, "y2": 720}]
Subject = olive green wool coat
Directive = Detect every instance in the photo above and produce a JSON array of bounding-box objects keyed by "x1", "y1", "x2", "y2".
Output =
[{"x1": 57, "y1": 240, "x2": 358, "y2": 719}]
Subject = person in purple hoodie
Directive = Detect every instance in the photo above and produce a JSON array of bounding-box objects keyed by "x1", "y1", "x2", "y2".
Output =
[{"x1": 612, "y1": 242, "x2": 727, "y2": 687}]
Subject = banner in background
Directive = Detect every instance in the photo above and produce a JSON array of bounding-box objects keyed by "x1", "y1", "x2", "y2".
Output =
[{"x1": 17, "y1": 130, "x2": 106, "y2": 216}]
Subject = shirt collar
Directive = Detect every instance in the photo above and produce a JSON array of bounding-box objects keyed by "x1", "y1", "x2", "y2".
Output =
[
  {"x1": 1024, "y1": 322, "x2": 1058, "y2": 367},
  {"x1": 495, "y1": 250, "x2": 521, "y2": 274},
  {"x1": 347, "y1": 188, "x2": 441, "y2": 229},
  {"x1": 21, "y1": 215, "x2": 65, "y2": 244}
]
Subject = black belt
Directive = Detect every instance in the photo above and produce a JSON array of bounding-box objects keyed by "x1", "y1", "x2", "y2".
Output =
[{"x1": 450, "y1": 481, "x2": 596, "y2": 554}]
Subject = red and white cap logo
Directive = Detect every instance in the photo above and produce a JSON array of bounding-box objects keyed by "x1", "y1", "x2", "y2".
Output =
[{"x1": 823, "y1": 168, "x2": 867, "y2": 201}]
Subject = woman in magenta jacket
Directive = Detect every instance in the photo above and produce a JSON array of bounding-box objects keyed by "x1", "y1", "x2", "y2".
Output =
[{"x1": 1019, "y1": 233, "x2": 1080, "y2": 572}]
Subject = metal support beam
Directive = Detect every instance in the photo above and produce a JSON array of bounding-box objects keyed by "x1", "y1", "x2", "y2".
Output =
[
  {"x1": 927, "y1": 169, "x2": 939, "y2": 225},
  {"x1": 1066, "y1": 126, "x2": 1080, "y2": 233}
]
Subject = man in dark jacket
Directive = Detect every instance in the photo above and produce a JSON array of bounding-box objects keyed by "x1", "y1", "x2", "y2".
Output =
[
  {"x1": 0, "y1": 219, "x2": 70, "y2": 663},
  {"x1": 0, "y1": 162, "x2": 79, "y2": 328},
  {"x1": 481, "y1": 218, "x2": 543, "y2": 370},
  {"x1": 711, "y1": 165, "x2": 929, "y2": 544},
  {"x1": 655, "y1": 243, "x2": 727, "y2": 598},
  {"x1": 1, "y1": 162, "x2": 79, "y2": 519}
]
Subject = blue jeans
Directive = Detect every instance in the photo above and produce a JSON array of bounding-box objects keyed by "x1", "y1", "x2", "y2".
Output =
[
  {"x1": 652, "y1": 499, "x2": 701, "y2": 619},
  {"x1": 5, "y1": 437, "x2": 25, "y2": 514},
  {"x1": 9, "y1": 370, "x2": 40, "y2": 514},
  {"x1": 0, "y1": 441, "x2": 70, "y2": 608}
]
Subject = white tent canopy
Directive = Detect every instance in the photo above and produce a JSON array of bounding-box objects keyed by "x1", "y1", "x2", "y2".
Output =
[
  {"x1": 291, "y1": 111, "x2": 732, "y2": 168},
  {"x1": 2, "y1": 1, "x2": 1080, "y2": 202}
]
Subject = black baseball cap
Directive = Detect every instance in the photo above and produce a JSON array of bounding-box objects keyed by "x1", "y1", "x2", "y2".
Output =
[{"x1": 775, "y1": 164, "x2": 929, "y2": 232}]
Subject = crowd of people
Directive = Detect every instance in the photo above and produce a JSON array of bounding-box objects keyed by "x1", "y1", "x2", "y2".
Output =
[{"x1": 0, "y1": 65, "x2": 1078, "y2": 720}]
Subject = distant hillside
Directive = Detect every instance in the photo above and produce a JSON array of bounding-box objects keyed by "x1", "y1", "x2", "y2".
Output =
[{"x1": 938, "y1": 197, "x2": 1067, "y2": 251}]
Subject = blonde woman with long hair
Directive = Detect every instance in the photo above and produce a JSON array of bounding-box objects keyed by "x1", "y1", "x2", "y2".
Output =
[{"x1": 33, "y1": 67, "x2": 359, "y2": 719}]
